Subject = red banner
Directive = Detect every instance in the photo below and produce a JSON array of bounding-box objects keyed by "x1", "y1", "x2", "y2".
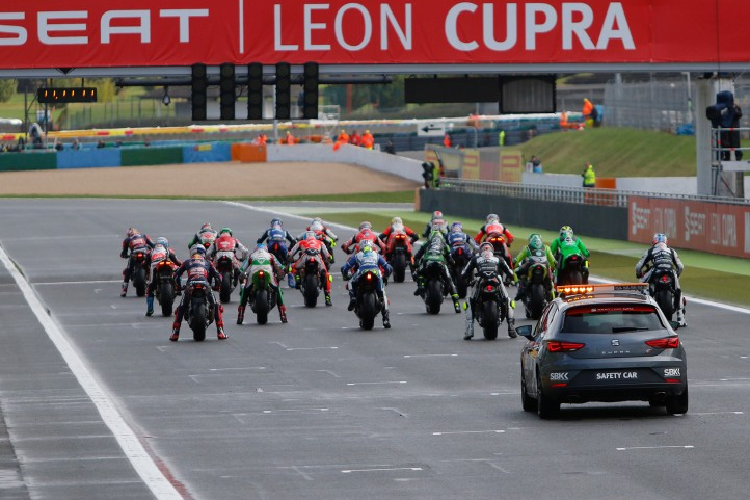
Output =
[
  {"x1": 0, "y1": 0, "x2": 749, "y2": 69},
  {"x1": 628, "y1": 196, "x2": 750, "y2": 259}
]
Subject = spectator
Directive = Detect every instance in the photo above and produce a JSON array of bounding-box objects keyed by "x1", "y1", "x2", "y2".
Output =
[
  {"x1": 499, "y1": 129, "x2": 505, "y2": 147},
  {"x1": 582, "y1": 162, "x2": 596, "y2": 188},
  {"x1": 286, "y1": 131, "x2": 295, "y2": 145},
  {"x1": 29, "y1": 122, "x2": 44, "y2": 149},
  {"x1": 384, "y1": 139, "x2": 395, "y2": 155},
  {"x1": 115, "y1": 139, "x2": 123, "y2": 148},
  {"x1": 72, "y1": 139, "x2": 81, "y2": 151},
  {"x1": 583, "y1": 98, "x2": 595, "y2": 128},
  {"x1": 443, "y1": 133, "x2": 451, "y2": 148},
  {"x1": 350, "y1": 130, "x2": 361, "y2": 146},
  {"x1": 338, "y1": 129, "x2": 349, "y2": 143},
  {"x1": 1, "y1": 143, "x2": 7, "y2": 153},
  {"x1": 97, "y1": 139, "x2": 106, "y2": 149},
  {"x1": 362, "y1": 130, "x2": 374, "y2": 150},
  {"x1": 527, "y1": 155, "x2": 543, "y2": 173},
  {"x1": 54, "y1": 139, "x2": 63, "y2": 151},
  {"x1": 143, "y1": 138, "x2": 151, "y2": 148}
]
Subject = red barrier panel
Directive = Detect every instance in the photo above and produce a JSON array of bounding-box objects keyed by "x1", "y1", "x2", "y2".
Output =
[{"x1": 628, "y1": 196, "x2": 750, "y2": 258}]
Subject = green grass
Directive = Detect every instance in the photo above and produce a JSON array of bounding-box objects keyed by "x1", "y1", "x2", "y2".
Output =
[
  {"x1": 306, "y1": 210, "x2": 750, "y2": 308},
  {"x1": 515, "y1": 128, "x2": 698, "y2": 177},
  {"x1": 0, "y1": 191, "x2": 416, "y2": 204}
]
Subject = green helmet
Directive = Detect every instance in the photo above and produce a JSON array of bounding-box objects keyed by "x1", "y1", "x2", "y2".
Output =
[
  {"x1": 559, "y1": 225, "x2": 573, "y2": 239},
  {"x1": 220, "y1": 227, "x2": 232, "y2": 236},
  {"x1": 528, "y1": 233, "x2": 543, "y2": 250}
]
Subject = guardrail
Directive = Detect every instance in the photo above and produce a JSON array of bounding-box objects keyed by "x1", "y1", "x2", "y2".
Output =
[{"x1": 439, "y1": 178, "x2": 750, "y2": 207}]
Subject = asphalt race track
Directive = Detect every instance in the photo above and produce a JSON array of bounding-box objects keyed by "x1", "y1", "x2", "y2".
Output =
[{"x1": 0, "y1": 199, "x2": 749, "y2": 500}]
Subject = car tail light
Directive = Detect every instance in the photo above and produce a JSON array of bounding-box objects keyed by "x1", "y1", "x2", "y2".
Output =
[
  {"x1": 665, "y1": 378, "x2": 681, "y2": 384},
  {"x1": 551, "y1": 383, "x2": 568, "y2": 388},
  {"x1": 645, "y1": 337, "x2": 679, "y2": 349},
  {"x1": 546, "y1": 340, "x2": 586, "y2": 352}
]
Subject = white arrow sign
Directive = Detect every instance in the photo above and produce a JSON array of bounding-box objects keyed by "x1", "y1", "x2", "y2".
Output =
[{"x1": 417, "y1": 122, "x2": 446, "y2": 137}]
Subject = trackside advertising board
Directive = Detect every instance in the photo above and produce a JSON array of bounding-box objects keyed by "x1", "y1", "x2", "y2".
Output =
[
  {"x1": 628, "y1": 196, "x2": 750, "y2": 258},
  {"x1": 1, "y1": 0, "x2": 749, "y2": 68}
]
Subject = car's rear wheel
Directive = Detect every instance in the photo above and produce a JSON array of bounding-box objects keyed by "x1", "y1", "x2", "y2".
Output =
[
  {"x1": 521, "y1": 370, "x2": 536, "y2": 412},
  {"x1": 666, "y1": 387, "x2": 689, "y2": 415},
  {"x1": 536, "y1": 373, "x2": 560, "y2": 419}
]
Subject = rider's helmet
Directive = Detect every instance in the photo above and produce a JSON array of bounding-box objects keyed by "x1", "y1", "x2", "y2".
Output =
[
  {"x1": 190, "y1": 244, "x2": 206, "y2": 256},
  {"x1": 431, "y1": 211, "x2": 444, "y2": 221},
  {"x1": 255, "y1": 243, "x2": 268, "y2": 253},
  {"x1": 392, "y1": 216, "x2": 403, "y2": 225},
  {"x1": 359, "y1": 239, "x2": 373, "y2": 250},
  {"x1": 219, "y1": 227, "x2": 232, "y2": 237},
  {"x1": 652, "y1": 233, "x2": 668, "y2": 246},
  {"x1": 362, "y1": 245, "x2": 373, "y2": 255},
  {"x1": 201, "y1": 223, "x2": 212, "y2": 231},
  {"x1": 271, "y1": 218, "x2": 283, "y2": 228},
  {"x1": 310, "y1": 220, "x2": 324, "y2": 231},
  {"x1": 451, "y1": 221, "x2": 463, "y2": 233},
  {"x1": 559, "y1": 225, "x2": 573, "y2": 239},
  {"x1": 305, "y1": 231, "x2": 317, "y2": 241},
  {"x1": 156, "y1": 237, "x2": 169, "y2": 248},
  {"x1": 359, "y1": 221, "x2": 372, "y2": 230},
  {"x1": 479, "y1": 242, "x2": 494, "y2": 254},
  {"x1": 127, "y1": 227, "x2": 137, "y2": 237},
  {"x1": 312, "y1": 217, "x2": 323, "y2": 224},
  {"x1": 528, "y1": 233, "x2": 543, "y2": 250},
  {"x1": 486, "y1": 213, "x2": 499, "y2": 223}
]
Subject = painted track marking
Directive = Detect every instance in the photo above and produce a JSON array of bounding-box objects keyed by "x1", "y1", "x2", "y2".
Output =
[{"x1": 0, "y1": 244, "x2": 184, "y2": 500}]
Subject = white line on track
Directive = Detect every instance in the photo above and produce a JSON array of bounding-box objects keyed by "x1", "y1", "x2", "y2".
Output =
[
  {"x1": 262, "y1": 408, "x2": 329, "y2": 414},
  {"x1": 34, "y1": 280, "x2": 121, "y2": 286},
  {"x1": 286, "y1": 346, "x2": 339, "y2": 351},
  {"x1": 616, "y1": 445, "x2": 694, "y2": 451},
  {"x1": 0, "y1": 245, "x2": 184, "y2": 499},
  {"x1": 692, "y1": 411, "x2": 744, "y2": 416},
  {"x1": 432, "y1": 430, "x2": 505, "y2": 436},
  {"x1": 342, "y1": 467, "x2": 423, "y2": 473},
  {"x1": 404, "y1": 354, "x2": 457, "y2": 358},
  {"x1": 347, "y1": 381, "x2": 407, "y2": 386}
]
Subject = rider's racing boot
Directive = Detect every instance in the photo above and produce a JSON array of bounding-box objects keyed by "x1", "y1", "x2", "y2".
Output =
[
  {"x1": 507, "y1": 317, "x2": 517, "y2": 338},
  {"x1": 463, "y1": 301, "x2": 474, "y2": 340},
  {"x1": 121, "y1": 282, "x2": 128, "y2": 297},
  {"x1": 279, "y1": 305, "x2": 288, "y2": 323},
  {"x1": 382, "y1": 309, "x2": 391, "y2": 329},
  {"x1": 514, "y1": 283, "x2": 525, "y2": 301},
  {"x1": 170, "y1": 325, "x2": 180, "y2": 342},
  {"x1": 287, "y1": 272, "x2": 296, "y2": 288},
  {"x1": 325, "y1": 292, "x2": 332, "y2": 307},
  {"x1": 452, "y1": 294, "x2": 461, "y2": 314},
  {"x1": 237, "y1": 305, "x2": 245, "y2": 325},
  {"x1": 145, "y1": 296, "x2": 154, "y2": 316},
  {"x1": 676, "y1": 308, "x2": 687, "y2": 327},
  {"x1": 217, "y1": 325, "x2": 228, "y2": 340}
]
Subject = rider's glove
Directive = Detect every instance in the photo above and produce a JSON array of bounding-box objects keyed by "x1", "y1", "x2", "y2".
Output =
[{"x1": 120, "y1": 251, "x2": 128, "y2": 259}]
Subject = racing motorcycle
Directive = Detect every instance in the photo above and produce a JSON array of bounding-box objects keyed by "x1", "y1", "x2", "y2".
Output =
[
  {"x1": 521, "y1": 254, "x2": 551, "y2": 320},
  {"x1": 241, "y1": 268, "x2": 277, "y2": 325},
  {"x1": 213, "y1": 239, "x2": 238, "y2": 303},
  {"x1": 449, "y1": 239, "x2": 472, "y2": 298},
  {"x1": 382, "y1": 227, "x2": 413, "y2": 283},
  {"x1": 129, "y1": 247, "x2": 151, "y2": 297},
  {"x1": 185, "y1": 280, "x2": 214, "y2": 342},
  {"x1": 649, "y1": 267, "x2": 677, "y2": 320},
  {"x1": 151, "y1": 252, "x2": 177, "y2": 317},
  {"x1": 471, "y1": 269, "x2": 509, "y2": 340},
  {"x1": 298, "y1": 249, "x2": 322, "y2": 308},
  {"x1": 267, "y1": 239, "x2": 290, "y2": 281},
  {"x1": 199, "y1": 231, "x2": 217, "y2": 250},
  {"x1": 556, "y1": 244, "x2": 588, "y2": 286},
  {"x1": 419, "y1": 261, "x2": 451, "y2": 314},
  {"x1": 350, "y1": 269, "x2": 382, "y2": 330}
]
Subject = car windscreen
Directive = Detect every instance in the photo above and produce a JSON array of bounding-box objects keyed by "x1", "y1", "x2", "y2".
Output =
[{"x1": 561, "y1": 305, "x2": 665, "y2": 334}]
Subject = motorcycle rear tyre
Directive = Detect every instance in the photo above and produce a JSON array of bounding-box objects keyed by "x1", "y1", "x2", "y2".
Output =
[
  {"x1": 303, "y1": 274, "x2": 319, "y2": 308},
  {"x1": 425, "y1": 279, "x2": 442, "y2": 315},
  {"x1": 655, "y1": 288, "x2": 675, "y2": 320},
  {"x1": 529, "y1": 284, "x2": 545, "y2": 320},
  {"x1": 220, "y1": 271, "x2": 232, "y2": 303},
  {"x1": 360, "y1": 292, "x2": 377, "y2": 331},
  {"x1": 191, "y1": 302, "x2": 207, "y2": 342},
  {"x1": 393, "y1": 253, "x2": 406, "y2": 283},
  {"x1": 256, "y1": 289, "x2": 269, "y2": 325},
  {"x1": 160, "y1": 282, "x2": 174, "y2": 317},
  {"x1": 482, "y1": 299, "x2": 499, "y2": 340},
  {"x1": 133, "y1": 267, "x2": 146, "y2": 297}
]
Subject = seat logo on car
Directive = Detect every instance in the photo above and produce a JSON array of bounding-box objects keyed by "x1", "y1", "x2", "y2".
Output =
[{"x1": 611, "y1": 339, "x2": 620, "y2": 346}]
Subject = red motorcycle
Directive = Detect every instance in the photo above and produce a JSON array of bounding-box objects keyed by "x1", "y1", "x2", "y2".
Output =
[
  {"x1": 485, "y1": 232, "x2": 513, "y2": 283},
  {"x1": 383, "y1": 228, "x2": 413, "y2": 283},
  {"x1": 151, "y1": 250, "x2": 178, "y2": 316},
  {"x1": 128, "y1": 247, "x2": 151, "y2": 297},
  {"x1": 213, "y1": 238, "x2": 237, "y2": 303}
]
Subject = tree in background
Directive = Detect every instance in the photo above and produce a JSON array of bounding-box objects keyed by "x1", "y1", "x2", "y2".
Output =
[{"x1": 0, "y1": 80, "x2": 17, "y2": 103}]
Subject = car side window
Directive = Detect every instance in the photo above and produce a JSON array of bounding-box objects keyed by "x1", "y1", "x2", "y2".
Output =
[{"x1": 534, "y1": 304, "x2": 555, "y2": 339}]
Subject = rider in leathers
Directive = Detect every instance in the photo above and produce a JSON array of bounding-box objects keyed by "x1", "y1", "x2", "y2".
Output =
[
  {"x1": 170, "y1": 245, "x2": 226, "y2": 341},
  {"x1": 341, "y1": 244, "x2": 393, "y2": 328},
  {"x1": 207, "y1": 227, "x2": 249, "y2": 287},
  {"x1": 341, "y1": 221, "x2": 386, "y2": 254},
  {"x1": 289, "y1": 231, "x2": 333, "y2": 306},
  {"x1": 461, "y1": 242, "x2": 517, "y2": 339},
  {"x1": 635, "y1": 233, "x2": 686, "y2": 326},
  {"x1": 514, "y1": 233, "x2": 556, "y2": 302},
  {"x1": 422, "y1": 211, "x2": 449, "y2": 240},
  {"x1": 188, "y1": 222, "x2": 218, "y2": 249},
  {"x1": 412, "y1": 229, "x2": 461, "y2": 313},
  {"x1": 237, "y1": 243, "x2": 288, "y2": 324},
  {"x1": 145, "y1": 237, "x2": 181, "y2": 316},
  {"x1": 257, "y1": 218, "x2": 297, "y2": 287},
  {"x1": 120, "y1": 227, "x2": 155, "y2": 297}
]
